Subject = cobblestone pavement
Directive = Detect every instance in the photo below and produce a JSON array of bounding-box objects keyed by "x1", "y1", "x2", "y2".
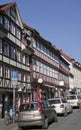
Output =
[{"x1": 0, "y1": 119, "x2": 18, "y2": 130}]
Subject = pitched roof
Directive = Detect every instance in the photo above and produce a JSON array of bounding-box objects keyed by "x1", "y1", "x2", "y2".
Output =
[
  {"x1": 59, "y1": 49, "x2": 72, "y2": 62},
  {"x1": 0, "y1": 2, "x2": 16, "y2": 11}
]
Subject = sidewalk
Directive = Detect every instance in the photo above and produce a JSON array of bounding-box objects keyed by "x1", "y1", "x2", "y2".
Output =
[{"x1": 0, "y1": 118, "x2": 18, "y2": 130}]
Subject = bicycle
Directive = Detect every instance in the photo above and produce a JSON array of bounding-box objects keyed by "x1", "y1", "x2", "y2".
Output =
[{"x1": 4, "y1": 108, "x2": 18, "y2": 125}]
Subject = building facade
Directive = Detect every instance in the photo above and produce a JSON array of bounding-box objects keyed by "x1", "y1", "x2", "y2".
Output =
[
  {"x1": 0, "y1": 2, "x2": 33, "y2": 117},
  {"x1": 0, "y1": 1, "x2": 78, "y2": 118}
]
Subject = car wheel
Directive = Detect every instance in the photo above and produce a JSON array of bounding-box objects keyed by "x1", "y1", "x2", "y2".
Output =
[
  {"x1": 42, "y1": 118, "x2": 48, "y2": 129},
  {"x1": 79, "y1": 104, "x2": 81, "y2": 109},
  {"x1": 18, "y1": 126, "x2": 24, "y2": 130},
  {"x1": 71, "y1": 107, "x2": 73, "y2": 113},
  {"x1": 54, "y1": 112, "x2": 58, "y2": 122},
  {"x1": 63, "y1": 109, "x2": 67, "y2": 116}
]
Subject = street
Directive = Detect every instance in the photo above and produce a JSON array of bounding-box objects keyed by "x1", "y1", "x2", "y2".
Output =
[{"x1": 0, "y1": 108, "x2": 81, "y2": 130}]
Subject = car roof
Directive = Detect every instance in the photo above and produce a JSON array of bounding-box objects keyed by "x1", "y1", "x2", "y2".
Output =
[
  {"x1": 20, "y1": 100, "x2": 48, "y2": 105},
  {"x1": 48, "y1": 97, "x2": 64, "y2": 100}
]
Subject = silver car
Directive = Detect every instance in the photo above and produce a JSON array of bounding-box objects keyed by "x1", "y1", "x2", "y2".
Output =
[{"x1": 17, "y1": 100, "x2": 58, "y2": 130}]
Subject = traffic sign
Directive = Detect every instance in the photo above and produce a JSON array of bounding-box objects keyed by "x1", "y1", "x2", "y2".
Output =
[{"x1": 11, "y1": 71, "x2": 18, "y2": 79}]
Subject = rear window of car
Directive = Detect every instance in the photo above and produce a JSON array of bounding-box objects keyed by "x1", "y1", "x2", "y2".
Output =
[
  {"x1": 19, "y1": 103, "x2": 38, "y2": 112},
  {"x1": 49, "y1": 99, "x2": 60, "y2": 104},
  {"x1": 67, "y1": 95, "x2": 76, "y2": 100}
]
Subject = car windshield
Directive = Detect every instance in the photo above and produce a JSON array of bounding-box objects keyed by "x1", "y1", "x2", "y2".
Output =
[{"x1": 19, "y1": 103, "x2": 38, "y2": 112}]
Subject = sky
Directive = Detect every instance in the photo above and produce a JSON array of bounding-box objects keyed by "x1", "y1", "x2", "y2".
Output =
[{"x1": 0, "y1": 0, "x2": 81, "y2": 63}]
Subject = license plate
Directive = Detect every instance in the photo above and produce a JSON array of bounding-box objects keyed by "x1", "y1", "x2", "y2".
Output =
[{"x1": 23, "y1": 114, "x2": 33, "y2": 119}]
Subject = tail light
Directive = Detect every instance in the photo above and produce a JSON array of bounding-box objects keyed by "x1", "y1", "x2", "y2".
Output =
[
  {"x1": 38, "y1": 102, "x2": 42, "y2": 111},
  {"x1": 60, "y1": 104, "x2": 64, "y2": 108}
]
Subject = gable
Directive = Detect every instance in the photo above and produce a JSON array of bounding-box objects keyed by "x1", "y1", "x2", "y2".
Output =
[{"x1": 0, "y1": 2, "x2": 23, "y2": 29}]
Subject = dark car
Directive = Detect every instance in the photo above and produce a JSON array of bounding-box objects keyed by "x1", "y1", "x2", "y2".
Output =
[{"x1": 17, "y1": 100, "x2": 58, "y2": 130}]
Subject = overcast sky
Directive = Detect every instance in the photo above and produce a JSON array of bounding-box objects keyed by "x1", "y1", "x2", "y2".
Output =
[{"x1": 0, "y1": 0, "x2": 81, "y2": 63}]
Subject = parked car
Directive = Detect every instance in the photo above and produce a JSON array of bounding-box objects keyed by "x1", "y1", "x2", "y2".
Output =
[
  {"x1": 48, "y1": 98, "x2": 73, "y2": 116},
  {"x1": 66, "y1": 94, "x2": 81, "y2": 108},
  {"x1": 17, "y1": 100, "x2": 58, "y2": 130}
]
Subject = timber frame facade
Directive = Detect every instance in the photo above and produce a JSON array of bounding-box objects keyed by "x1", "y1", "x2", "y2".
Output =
[{"x1": 1, "y1": 1, "x2": 81, "y2": 118}]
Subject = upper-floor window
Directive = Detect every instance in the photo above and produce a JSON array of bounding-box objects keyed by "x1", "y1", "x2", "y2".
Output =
[
  {"x1": 16, "y1": 49, "x2": 21, "y2": 62},
  {"x1": 17, "y1": 71, "x2": 21, "y2": 81},
  {"x1": 4, "y1": 17, "x2": 9, "y2": 30},
  {"x1": 4, "y1": 66, "x2": 10, "y2": 78},
  {"x1": 11, "y1": 46, "x2": 15, "y2": 59},
  {"x1": 10, "y1": 7, "x2": 16, "y2": 21},
  {"x1": 32, "y1": 38, "x2": 36, "y2": 47},
  {"x1": 10, "y1": 23, "x2": 15, "y2": 35},
  {"x1": 22, "y1": 72, "x2": 26, "y2": 82},
  {"x1": 0, "y1": 39, "x2": 2, "y2": 54},
  {"x1": 0, "y1": 15, "x2": 3, "y2": 24},
  {"x1": 16, "y1": 27, "x2": 21, "y2": 39},
  {"x1": 0, "y1": 64, "x2": 2, "y2": 77},
  {"x1": 4, "y1": 42, "x2": 9, "y2": 56},
  {"x1": 22, "y1": 53, "x2": 25, "y2": 64},
  {"x1": 25, "y1": 55, "x2": 29, "y2": 65}
]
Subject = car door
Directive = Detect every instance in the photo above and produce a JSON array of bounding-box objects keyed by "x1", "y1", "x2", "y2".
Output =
[
  {"x1": 43, "y1": 101, "x2": 51, "y2": 121},
  {"x1": 46, "y1": 100, "x2": 54, "y2": 121},
  {"x1": 62, "y1": 99, "x2": 69, "y2": 112}
]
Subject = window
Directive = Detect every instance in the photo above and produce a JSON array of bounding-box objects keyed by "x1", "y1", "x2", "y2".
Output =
[
  {"x1": 10, "y1": 23, "x2": 15, "y2": 35},
  {"x1": 22, "y1": 72, "x2": 26, "y2": 82},
  {"x1": 0, "y1": 39, "x2": 2, "y2": 54},
  {"x1": 10, "y1": 7, "x2": 16, "y2": 21},
  {"x1": 43, "y1": 65, "x2": 46, "y2": 75},
  {"x1": 0, "y1": 15, "x2": 3, "y2": 24},
  {"x1": 55, "y1": 70, "x2": 58, "y2": 79},
  {"x1": 16, "y1": 27, "x2": 21, "y2": 39},
  {"x1": 4, "y1": 17, "x2": 9, "y2": 30},
  {"x1": 11, "y1": 46, "x2": 15, "y2": 59},
  {"x1": 47, "y1": 66, "x2": 49, "y2": 76},
  {"x1": 17, "y1": 71, "x2": 21, "y2": 81},
  {"x1": 22, "y1": 53, "x2": 25, "y2": 64},
  {"x1": 32, "y1": 59, "x2": 36, "y2": 70},
  {"x1": 4, "y1": 67, "x2": 10, "y2": 78},
  {"x1": 16, "y1": 49, "x2": 21, "y2": 62},
  {"x1": 4, "y1": 42, "x2": 9, "y2": 56},
  {"x1": 27, "y1": 74, "x2": 30, "y2": 82},
  {"x1": 25, "y1": 55, "x2": 29, "y2": 65},
  {"x1": 0, "y1": 65, "x2": 2, "y2": 77},
  {"x1": 32, "y1": 38, "x2": 36, "y2": 47}
]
